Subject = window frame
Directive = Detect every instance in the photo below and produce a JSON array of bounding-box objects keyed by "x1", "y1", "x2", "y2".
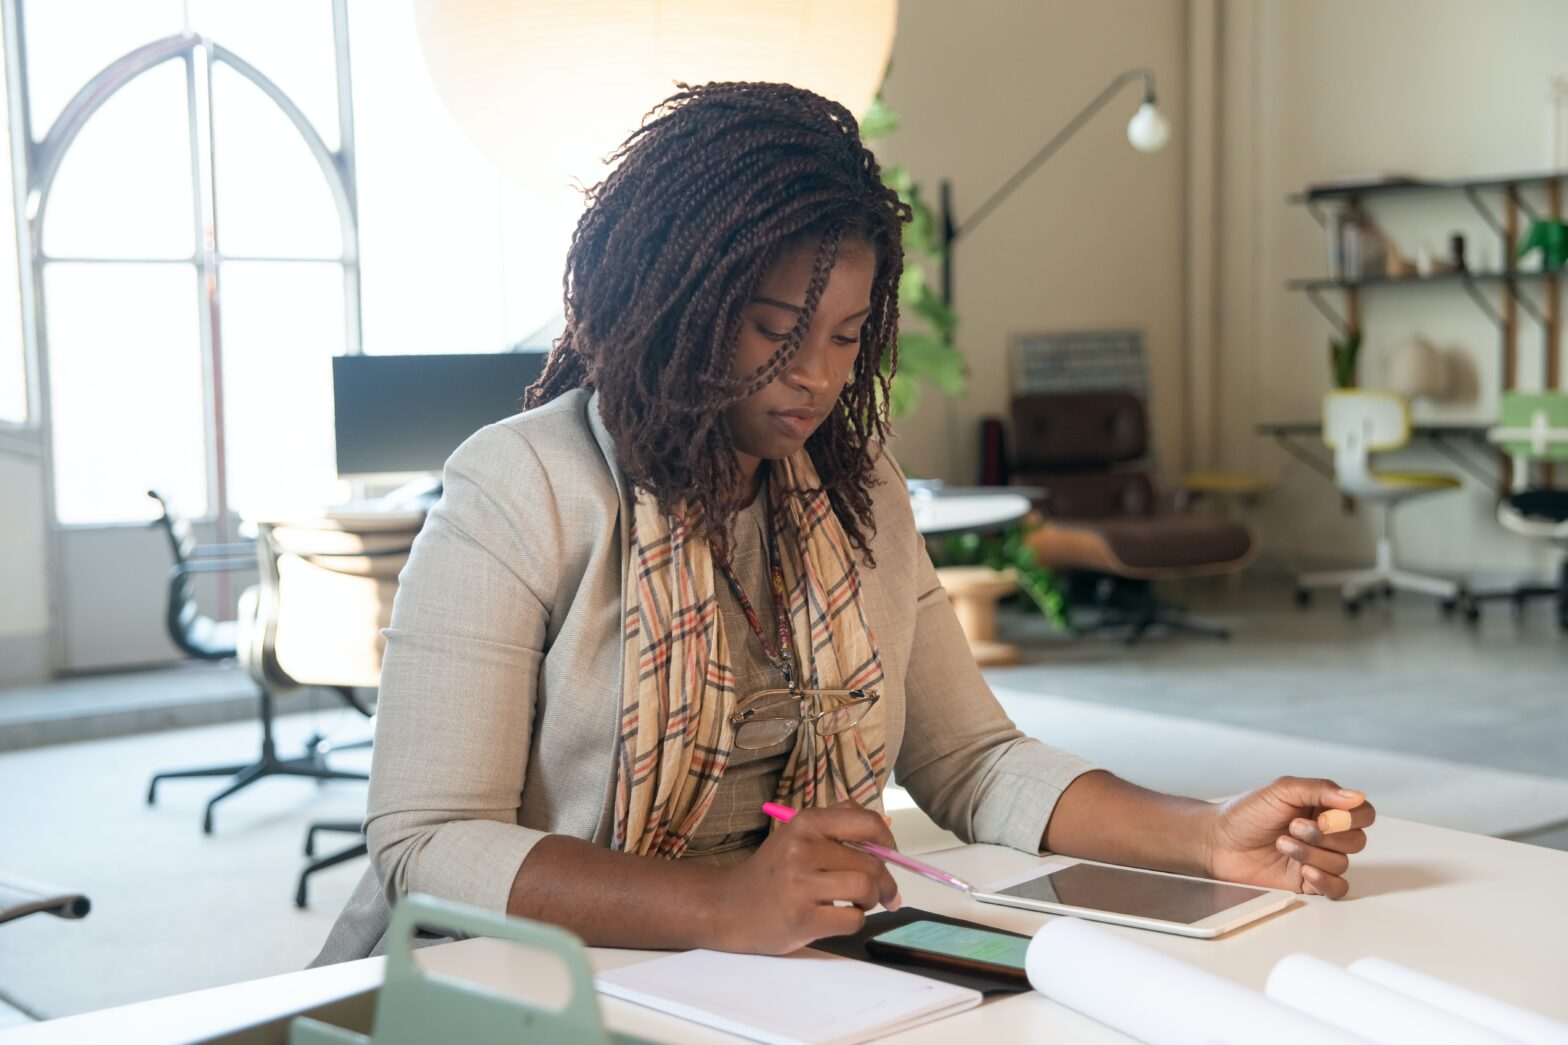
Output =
[{"x1": 2, "y1": 0, "x2": 362, "y2": 528}]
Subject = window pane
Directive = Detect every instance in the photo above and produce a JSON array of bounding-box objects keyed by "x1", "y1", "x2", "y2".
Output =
[
  {"x1": 190, "y1": 0, "x2": 340, "y2": 151},
  {"x1": 45, "y1": 263, "x2": 207, "y2": 524},
  {"x1": 21, "y1": 0, "x2": 185, "y2": 138},
  {"x1": 0, "y1": 47, "x2": 25, "y2": 425},
  {"x1": 219, "y1": 261, "x2": 348, "y2": 519},
  {"x1": 212, "y1": 61, "x2": 342, "y2": 260},
  {"x1": 41, "y1": 58, "x2": 195, "y2": 261}
]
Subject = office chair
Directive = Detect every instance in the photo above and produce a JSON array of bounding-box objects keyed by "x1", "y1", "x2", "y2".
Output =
[
  {"x1": 146, "y1": 490, "x2": 256, "y2": 663},
  {"x1": 1009, "y1": 392, "x2": 1258, "y2": 643},
  {"x1": 1465, "y1": 392, "x2": 1568, "y2": 628},
  {"x1": 296, "y1": 819, "x2": 367, "y2": 908},
  {"x1": 1295, "y1": 390, "x2": 1464, "y2": 614},
  {"x1": 147, "y1": 518, "x2": 412, "y2": 833},
  {"x1": 244, "y1": 519, "x2": 415, "y2": 902}
]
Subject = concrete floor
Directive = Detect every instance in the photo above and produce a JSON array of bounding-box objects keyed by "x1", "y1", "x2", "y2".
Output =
[{"x1": 986, "y1": 578, "x2": 1568, "y2": 781}]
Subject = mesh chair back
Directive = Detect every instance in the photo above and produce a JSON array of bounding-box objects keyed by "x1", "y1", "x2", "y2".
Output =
[
  {"x1": 1492, "y1": 392, "x2": 1568, "y2": 461},
  {"x1": 146, "y1": 489, "x2": 241, "y2": 660},
  {"x1": 1322, "y1": 390, "x2": 1410, "y2": 453}
]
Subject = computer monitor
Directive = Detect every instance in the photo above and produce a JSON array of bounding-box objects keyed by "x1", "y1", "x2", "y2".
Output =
[{"x1": 332, "y1": 353, "x2": 547, "y2": 477}]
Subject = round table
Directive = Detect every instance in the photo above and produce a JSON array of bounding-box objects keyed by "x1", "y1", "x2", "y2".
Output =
[{"x1": 912, "y1": 488, "x2": 1035, "y2": 666}]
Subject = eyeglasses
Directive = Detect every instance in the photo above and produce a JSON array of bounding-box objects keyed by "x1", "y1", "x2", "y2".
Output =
[{"x1": 729, "y1": 688, "x2": 880, "y2": 751}]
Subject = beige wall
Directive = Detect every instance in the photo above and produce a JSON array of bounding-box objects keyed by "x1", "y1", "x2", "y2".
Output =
[
  {"x1": 0, "y1": 445, "x2": 51, "y2": 681},
  {"x1": 1212, "y1": 0, "x2": 1568, "y2": 576},
  {"x1": 876, "y1": 0, "x2": 1189, "y2": 483}
]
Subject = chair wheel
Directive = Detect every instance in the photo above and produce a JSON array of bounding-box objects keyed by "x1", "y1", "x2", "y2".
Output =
[
  {"x1": 1439, "y1": 597, "x2": 1458, "y2": 616},
  {"x1": 1342, "y1": 597, "x2": 1361, "y2": 616},
  {"x1": 1294, "y1": 588, "x2": 1311, "y2": 608},
  {"x1": 1378, "y1": 582, "x2": 1394, "y2": 599},
  {"x1": 1463, "y1": 601, "x2": 1481, "y2": 624}
]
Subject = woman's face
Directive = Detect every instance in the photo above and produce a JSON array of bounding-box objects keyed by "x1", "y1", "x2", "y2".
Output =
[{"x1": 725, "y1": 238, "x2": 876, "y2": 474}]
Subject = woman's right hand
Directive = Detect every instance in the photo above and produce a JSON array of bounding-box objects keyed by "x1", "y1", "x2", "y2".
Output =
[{"x1": 707, "y1": 804, "x2": 903, "y2": 954}]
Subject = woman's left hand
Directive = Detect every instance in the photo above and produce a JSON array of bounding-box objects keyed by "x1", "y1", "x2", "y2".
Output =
[{"x1": 1203, "y1": 776, "x2": 1376, "y2": 899}]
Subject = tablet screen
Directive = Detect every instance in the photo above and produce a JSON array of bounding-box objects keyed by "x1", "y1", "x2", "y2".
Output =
[{"x1": 996, "y1": 863, "x2": 1269, "y2": 924}]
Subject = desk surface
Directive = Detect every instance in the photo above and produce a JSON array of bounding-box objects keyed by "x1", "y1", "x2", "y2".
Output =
[
  {"x1": 8, "y1": 816, "x2": 1565, "y2": 1044},
  {"x1": 912, "y1": 492, "x2": 1033, "y2": 537}
]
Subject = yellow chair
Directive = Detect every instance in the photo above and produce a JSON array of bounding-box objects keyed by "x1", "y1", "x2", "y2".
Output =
[{"x1": 1295, "y1": 390, "x2": 1463, "y2": 613}]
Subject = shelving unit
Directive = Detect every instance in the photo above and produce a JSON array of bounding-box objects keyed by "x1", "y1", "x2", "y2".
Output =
[{"x1": 1286, "y1": 170, "x2": 1567, "y2": 391}]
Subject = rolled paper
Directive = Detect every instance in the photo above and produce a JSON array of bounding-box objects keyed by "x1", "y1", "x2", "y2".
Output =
[
  {"x1": 1025, "y1": 917, "x2": 1368, "y2": 1045},
  {"x1": 1266, "y1": 953, "x2": 1517, "y2": 1045},
  {"x1": 1348, "y1": 957, "x2": 1568, "y2": 1045},
  {"x1": 1317, "y1": 808, "x2": 1354, "y2": 833}
]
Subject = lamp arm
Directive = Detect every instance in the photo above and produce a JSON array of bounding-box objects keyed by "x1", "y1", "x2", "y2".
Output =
[{"x1": 948, "y1": 68, "x2": 1155, "y2": 245}]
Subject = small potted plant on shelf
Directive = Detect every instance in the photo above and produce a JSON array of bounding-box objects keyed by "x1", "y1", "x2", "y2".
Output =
[
  {"x1": 1329, "y1": 330, "x2": 1361, "y2": 389},
  {"x1": 1518, "y1": 218, "x2": 1568, "y2": 271}
]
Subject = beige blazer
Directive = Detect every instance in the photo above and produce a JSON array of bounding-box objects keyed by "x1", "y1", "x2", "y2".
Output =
[{"x1": 313, "y1": 389, "x2": 1095, "y2": 964}]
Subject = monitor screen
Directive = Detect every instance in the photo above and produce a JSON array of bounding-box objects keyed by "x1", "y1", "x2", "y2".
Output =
[{"x1": 332, "y1": 353, "x2": 547, "y2": 476}]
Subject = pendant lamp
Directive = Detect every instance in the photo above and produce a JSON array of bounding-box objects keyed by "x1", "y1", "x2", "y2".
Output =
[{"x1": 413, "y1": 0, "x2": 898, "y2": 199}]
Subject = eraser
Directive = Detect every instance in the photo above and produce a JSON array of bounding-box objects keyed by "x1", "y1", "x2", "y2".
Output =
[{"x1": 1318, "y1": 808, "x2": 1353, "y2": 833}]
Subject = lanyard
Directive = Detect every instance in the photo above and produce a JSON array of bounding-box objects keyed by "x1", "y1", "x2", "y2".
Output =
[{"x1": 714, "y1": 500, "x2": 798, "y2": 692}]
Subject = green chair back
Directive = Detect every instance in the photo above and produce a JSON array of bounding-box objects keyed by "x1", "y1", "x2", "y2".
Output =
[{"x1": 1493, "y1": 392, "x2": 1568, "y2": 462}]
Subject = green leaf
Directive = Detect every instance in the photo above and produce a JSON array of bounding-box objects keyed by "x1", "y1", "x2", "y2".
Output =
[
  {"x1": 901, "y1": 272, "x2": 958, "y2": 339},
  {"x1": 897, "y1": 332, "x2": 967, "y2": 397},
  {"x1": 882, "y1": 165, "x2": 915, "y2": 197},
  {"x1": 903, "y1": 182, "x2": 942, "y2": 259},
  {"x1": 887, "y1": 370, "x2": 921, "y2": 419},
  {"x1": 860, "y1": 95, "x2": 899, "y2": 140}
]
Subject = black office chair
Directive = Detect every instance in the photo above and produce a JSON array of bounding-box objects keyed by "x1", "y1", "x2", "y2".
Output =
[
  {"x1": 145, "y1": 490, "x2": 256, "y2": 663},
  {"x1": 144, "y1": 493, "x2": 376, "y2": 833},
  {"x1": 296, "y1": 820, "x2": 368, "y2": 908}
]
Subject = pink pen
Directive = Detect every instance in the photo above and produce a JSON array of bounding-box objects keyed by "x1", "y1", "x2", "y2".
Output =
[{"x1": 761, "y1": 801, "x2": 974, "y2": 893}]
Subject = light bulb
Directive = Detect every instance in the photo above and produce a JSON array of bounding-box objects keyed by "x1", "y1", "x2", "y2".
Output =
[{"x1": 1126, "y1": 102, "x2": 1171, "y2": 153}]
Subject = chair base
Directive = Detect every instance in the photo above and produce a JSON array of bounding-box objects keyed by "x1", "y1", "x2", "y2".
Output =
[
  {"x1": 296, "y1": 820, "x2": 368, "y2": 908},
  {"x1": 1462, "y1": 559, "x2": 1568, "y2": 630},
  {"x1": 1069, "y1": 575, "x2": 1230, "y2": 645},
  {"x1": 1295, "y1": 532, "x2": 1463, "y2": 613},
  {"x1": 146, "y1": 687, "x2": 368, "y2": 834}
]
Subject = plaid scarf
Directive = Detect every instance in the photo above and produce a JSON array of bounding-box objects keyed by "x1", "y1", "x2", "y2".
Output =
[{"x1": 612, "y1": 451, "x2": 887, "y2": 859}]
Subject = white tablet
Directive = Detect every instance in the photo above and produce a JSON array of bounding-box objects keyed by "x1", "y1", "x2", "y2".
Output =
[{"x1": 971, "y1": 858, "x2": 1294, "y2": 939}]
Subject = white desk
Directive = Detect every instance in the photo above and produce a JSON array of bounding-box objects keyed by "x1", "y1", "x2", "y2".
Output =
[
  {"x1": 911, "y1": 491, "x2": 1033, "y2": 537},
  {"x1": 6, "y1": 817, "x2": 1564, "y2": 1044}
]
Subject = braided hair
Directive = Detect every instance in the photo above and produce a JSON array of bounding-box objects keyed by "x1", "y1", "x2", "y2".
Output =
[{"x1": 526, "y1": 81, "x2": 910, "y2": 561}]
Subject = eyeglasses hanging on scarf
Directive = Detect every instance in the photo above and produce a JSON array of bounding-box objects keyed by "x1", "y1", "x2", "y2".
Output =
[{"x1": 713, "y1": 497, "x2": 880, "y2": 757}]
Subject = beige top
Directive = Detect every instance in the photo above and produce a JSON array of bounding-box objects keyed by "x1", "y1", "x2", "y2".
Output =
[
  {"x1": 312, "y1": 389, "x2": 1097, "y2": 964},
  {"x1": 685, "y1": 480, "x2": 793, "y2": 865}
]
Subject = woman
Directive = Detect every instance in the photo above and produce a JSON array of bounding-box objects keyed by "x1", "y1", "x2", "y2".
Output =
[{"x1": 315, "y1": 82, "x2": 1373, "y2": 963}]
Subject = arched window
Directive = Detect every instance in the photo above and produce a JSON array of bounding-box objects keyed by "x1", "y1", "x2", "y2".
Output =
[{"x1": 16, "y1": 0, "x2": 358, "y2": 527}]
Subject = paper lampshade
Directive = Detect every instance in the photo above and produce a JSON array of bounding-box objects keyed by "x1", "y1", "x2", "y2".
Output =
[{"x1": 413, "y1": 0, "x2": 898, "y2": 200}]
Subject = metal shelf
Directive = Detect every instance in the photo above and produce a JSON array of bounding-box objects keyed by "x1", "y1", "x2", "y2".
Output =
[
  {"x1": 1285, "y1": 270, "x2": 1557, "y2": 292},
  {"x1": 1287, "y1": 169, "x2": 1568, "y2": 204}
]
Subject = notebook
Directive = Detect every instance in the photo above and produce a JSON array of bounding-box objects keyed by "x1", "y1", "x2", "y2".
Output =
[{"x1": 595, "y1": 948, "x2": 982, "y2": 1045}]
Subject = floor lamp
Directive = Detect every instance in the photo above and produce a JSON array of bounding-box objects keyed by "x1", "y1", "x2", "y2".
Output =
[
  {"x1": 935, "y1": 67, "x2": 1170, "y2": 484},
  {"x1": 938, "y1": 67, "x2": 1171, "y2": 309}
]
